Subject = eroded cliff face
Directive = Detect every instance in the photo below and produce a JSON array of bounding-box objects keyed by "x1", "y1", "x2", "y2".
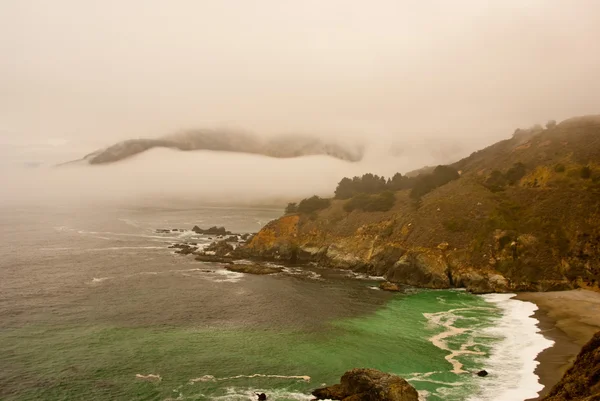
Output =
[
  {"x1": 244, "y1": 199, "x2": 598, "y2": 293},
  {"x1": 245, "y1": 208, "x2": 522, "y2": 293}
]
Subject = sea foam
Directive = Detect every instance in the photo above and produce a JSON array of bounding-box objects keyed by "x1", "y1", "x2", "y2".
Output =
[{"x1": 467, "y1": 293, "x2": 554, "y2": 401}]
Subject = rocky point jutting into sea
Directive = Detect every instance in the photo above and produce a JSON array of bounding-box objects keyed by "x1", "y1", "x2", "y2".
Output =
[{"x1": 237, "y1": 115, "x2": 600, "y2": 294}]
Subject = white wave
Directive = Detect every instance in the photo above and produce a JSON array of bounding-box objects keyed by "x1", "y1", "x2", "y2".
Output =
[
  {"x1": 407, "y1": 371, "x2": 465, "y2": 387},
  {"x1": 418, "y1": 389, "x2": 430, "y2": 401},
  {"x1": 368, "y1": 286, "x2": 381, "y2": 290},
  {"x1": 280, "y1": 267, "x2": 322, "y2": 280},
  {"x1": 208, "y1": 387, "x2": 313, "y2": 401},
  {"x1": 119, "y1": 218, "x2": 141, "y2": 228},
  {"x1": 423, "y1": 307, "x2": 491, "y2": 374},
  {"x1": 135, "y1": 373, "x2": 161, "y2": 382},
  {"x1": 345, "y1": 271, "x2": 386, "y2": 281},
  {"x1": 189, "y1": 373, "x2": 310, "y2": 384},
  {"x1": 466, "y1": 293, "x2": 554, "y2": 401},
  {"x1": 90, "y1": 277, "x2": 111, "y2": 283},
  {"x1": 211, "y1": 269, "x2": 244, "y2": 283}
]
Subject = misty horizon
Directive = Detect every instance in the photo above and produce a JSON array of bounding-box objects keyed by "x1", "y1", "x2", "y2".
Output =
[{"x1": 1, "y1": 1, "x2": 599, "y2": 205}]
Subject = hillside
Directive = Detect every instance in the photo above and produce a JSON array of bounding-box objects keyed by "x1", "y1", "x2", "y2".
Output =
[{"x1": 242, "y1": 115, "x2": 600, "y2": 293}]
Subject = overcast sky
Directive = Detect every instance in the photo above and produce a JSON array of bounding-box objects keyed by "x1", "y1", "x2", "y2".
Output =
[{"x1": 1, "y1": 1, "x2": 599, "y2": 202}]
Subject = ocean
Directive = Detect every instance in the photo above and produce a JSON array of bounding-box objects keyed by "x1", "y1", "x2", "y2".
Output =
[{"x1": 0, "y1": 204, "x2": 553, "y2": 401}]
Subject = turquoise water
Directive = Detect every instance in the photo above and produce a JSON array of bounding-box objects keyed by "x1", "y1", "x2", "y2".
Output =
[
  {"x1": 1, "y1": 290, "x2": 501, "y2": 400},
  {"x1": 0, "y1": 205, "x2": 543, "y2": 401}
]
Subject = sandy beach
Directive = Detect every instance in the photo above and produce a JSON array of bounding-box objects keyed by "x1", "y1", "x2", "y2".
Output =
[{"x1": 514, "y1": 289, "x2": 600, "y2": 400}]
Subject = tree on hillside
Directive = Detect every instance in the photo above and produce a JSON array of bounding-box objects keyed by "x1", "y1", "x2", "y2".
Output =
[
  {"x1": 546, "y1": 120, "x2": 557, "y2": 129},
  {"x1": 505, "y1": 162, "x2": 527, "y2": 185},
  {"x1": 581, "y1": 166, "x2": 592, "y2": 179},
  {"x1": 285, "y1": 202, "x2": 298, "y2": 214},
  {"x1": 388, "y1": 172, "x2": 412, "y2": 191},
  {"x1": 334, "y1": 177, "x2": 355, "y2": 199},
  {"x1": 409, "y1": 165, "x2": 460, "y2": 200},
  {"x1": 297, "y1": 196, "x2": 330, "y2": 214}
]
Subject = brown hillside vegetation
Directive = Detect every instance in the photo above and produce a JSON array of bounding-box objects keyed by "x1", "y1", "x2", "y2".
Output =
[{"x1": 242, "y1": 115, "x2": 600, "y2": 293}]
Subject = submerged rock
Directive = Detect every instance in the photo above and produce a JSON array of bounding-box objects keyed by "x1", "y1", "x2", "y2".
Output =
[
  {"x1": 477, "y1": 370, "x2": 488, "y2": 377},
  {"x1": 312, "y1": 368, "x2": 418, "y2": 401},
  {"x1": 224, "y1": 264, "x2": 283, "y2": 275}
]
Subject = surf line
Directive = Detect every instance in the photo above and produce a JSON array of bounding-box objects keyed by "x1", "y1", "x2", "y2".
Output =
[
  {"x1": 423, "y1": 307, "x2": 492, "y2": 374},
  {"x1": 189, "y1": 374, "x2": 311, "y2": 384}
]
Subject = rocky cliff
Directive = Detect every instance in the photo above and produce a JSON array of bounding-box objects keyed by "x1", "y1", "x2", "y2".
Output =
[
  {"x1": 540, "y1": 330, "x2": 600, "y2": 401},
  {"x1": 242, "y1": 116, "x2": 600, "y2": 293}
]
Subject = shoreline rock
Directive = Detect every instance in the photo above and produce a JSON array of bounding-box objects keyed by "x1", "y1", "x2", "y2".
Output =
[
  {"x1": 224, "y1": 264, "x2": 283, "y2": 275},
  {"x1": 192, "y1": 225, "x2": 232, "y2": 235},
  {"x1": 312, "y1": 368, "x2": 418, "y2": 401}
]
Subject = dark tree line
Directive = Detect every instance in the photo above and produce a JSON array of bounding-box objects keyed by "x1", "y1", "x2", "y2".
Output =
[
  {"x1": 285, "y1": 165, "x2": 461, "y2": 215},
  {"x1": 335, "y1": 166, "x2": 460, "y2": 201},
  {"x1": 485, "y1": 162, "x2": 527, "y2": 192}
]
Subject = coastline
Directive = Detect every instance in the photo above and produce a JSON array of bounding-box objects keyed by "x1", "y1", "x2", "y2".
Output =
[{"x1": 514, "y1": 289, "x2": 600, "y2": 400}]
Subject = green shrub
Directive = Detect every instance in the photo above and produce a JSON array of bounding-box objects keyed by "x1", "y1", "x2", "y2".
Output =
[
  {"x1": 344, "y1": 191, "x2": 395, "y2": 212},
  {"x1": 505, "y1": 162, "x2": 527, "y2": 185},
  {"x1": 297, "y1": 196, "x2": 331, "y2": 214},
  {"x1": 581, "y1": 166, "x2": 592, "y2": 179},
  {"x1": 554, "y1": 164, "x2": 566, "y2": 173},
  {"x1": 409, "y1": 165, "x2": 460, "y2": 200},
  {"x1": 284, "y1": 202, "x2": 298, "y2": 214},
  {"x1": 334, "y1": 174, "x2": 387, "y2": 199}
]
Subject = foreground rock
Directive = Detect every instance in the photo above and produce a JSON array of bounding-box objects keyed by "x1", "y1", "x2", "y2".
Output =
[
  {"x1": 541, "y1": 330, "x2": 600, "y2": 401},
  {"x1": 312, "y1": 368, "x2": 418, "y2": 401}
]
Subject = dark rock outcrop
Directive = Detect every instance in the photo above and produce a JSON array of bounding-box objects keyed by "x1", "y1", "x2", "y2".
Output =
[
  {"x1": 194, "y1": 255, "x2": 234, "y2": 264},
  {"x1": 312, "y1": 368, "x2": 418, "y2": 401},
  {"x1": 168, "y1": 243, "x2": 198, "y2": 255},
  {"x1": 541, "y1": 331, "x2": 600, "y2": 401},
  {"x1": 224, "y1": 264, "x2": 282, "y2": 275},
  {"x1": 192, "y1": 226, "x2": 232, "y2": 235},
  {"x1": 476, "y1": 370, "x2": 488, "y2": 377},
  {"x1": 204, "y1": 240, "x2": 234, "y2": 256}
]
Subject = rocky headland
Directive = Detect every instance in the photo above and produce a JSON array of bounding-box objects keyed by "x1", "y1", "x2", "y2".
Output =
[{"x1": 239, "y1": 116, "x2": 600, "y2": 294}]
